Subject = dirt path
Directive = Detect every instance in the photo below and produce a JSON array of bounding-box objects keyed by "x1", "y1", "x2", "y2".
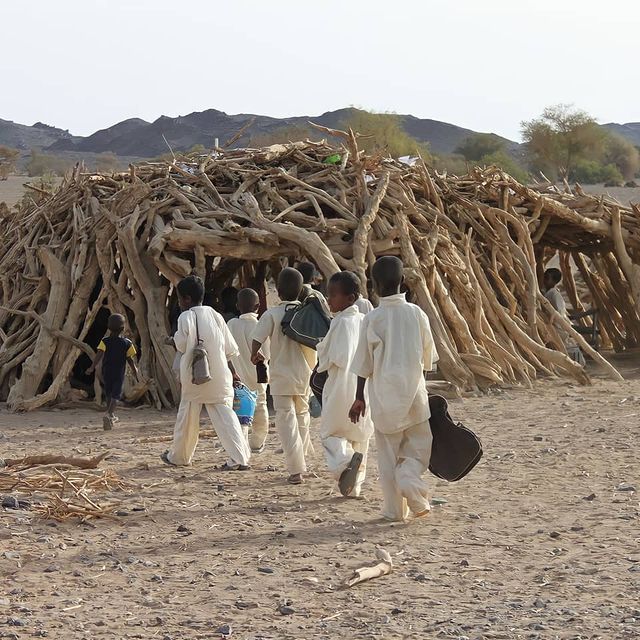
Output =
[{"x1": 1, "y1": 374, "x2": 639, "y2": 639}]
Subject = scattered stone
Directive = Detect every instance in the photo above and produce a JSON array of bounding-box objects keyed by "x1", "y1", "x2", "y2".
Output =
[
  {"x1": 7, "y1": 618, "x2": 27, "y2": 627},
  {"x1": 549, "y1": 531, "x2": 560, "y2": 539},
  {"x1": 217, "y1": 623, "x2": 232, "y2": 636},
  {"x1": 533, "y1": 436, "x2": 543, "y2": 441},
  {"x1": 431, "y1": 497, "x2": 448, "y2": 506},
  {"x1": 258, "y1": 567, "x2": 274, "y2": 574},
  {"x1": 217, "y1": 484, "x2": 225, "y2": 492},
  {"x1": 616, "y1": 483, "x2": 636, "y2": 492},
  {"x1": 533, "y1": 599, "x2": 546, "y2": 609},
  {"x1": 390, "y1": 608, "x2": 404, "y2": 615},
  {"x1": 278, "y1": 605, "x2": 295, "y2": 616},
  {"x1": 43, "y1": 565, "x2": 60, "y2": 573},
  {"x1": 583, "y1": 493, "x2": 596, "y2": 501},
  {"x1": 2, "y1": 496, "x2": 19, "y2": 509},
  {"x1": 234, "y1": 601, "x2": 258, "y2": 610},
  {"x1": 460, "y1": 559, "x2": 470, "y2": 567},
  {"x1": 114, "y1": 510, "x2": 130, "y2": 517},
  {"x1": 3, "y1": 552, "x2": 20, "y2": 561},
  {"x1": 622, "y1": 617, "x2": 636, "y2": 624},
  {"x1": 570, "y1": 526, "x2": 584, "y2": 532},
  {"x1": 176, "y1": 525, "x2": 192, "y2": 534},
  {"x1": 467, "y1": 513, "x2": 480, "y2": 520},
  {"x1": 414, "y1": 574, "x2": 429, "y2": 582}
]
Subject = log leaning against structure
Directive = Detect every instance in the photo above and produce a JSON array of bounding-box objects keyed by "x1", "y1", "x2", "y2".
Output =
[{"x1": 0, "y1": 126, "x2": 638, "y2": 411}]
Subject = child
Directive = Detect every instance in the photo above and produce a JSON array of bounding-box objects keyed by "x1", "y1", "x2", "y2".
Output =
[
  {"x1": 88, "y1": 313, "x2": 139, "y2": 430},
  {"x1": 543, "y1": 268, "x2": 585, "y2": 365},
  {"x1": 227, "y1": 288, "x2": 270, "y2": 453},
  {"x1": 161, "y1": 275, "x2": 251, "y2": 470},
  {"x1": 350, "y1": 256, "x2": 438, "y2": 521},
  {"x1": 354, "y1": 293, "x2": 374, "y2": 314},
  {"x1": 251, "y1": 268, "x2": 312, "y2": 485},
  {"x1": 316, "y1": 271, "x2": 373, "y2": 497}
]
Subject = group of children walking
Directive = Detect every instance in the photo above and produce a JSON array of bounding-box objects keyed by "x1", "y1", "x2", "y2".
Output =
[{"x1": 90, "y1": 256, "x2": 439, "y2": 522}]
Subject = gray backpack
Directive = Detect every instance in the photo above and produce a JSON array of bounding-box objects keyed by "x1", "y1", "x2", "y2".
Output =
[{"x1": 191, "y1": 311, "x2": 211, "y2": 385}]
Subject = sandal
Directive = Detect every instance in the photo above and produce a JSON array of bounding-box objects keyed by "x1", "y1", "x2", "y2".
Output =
[
  {"x1": 338, "y1": 452, "x2": 363, "y2": 497},
  {"x1": 160, "y1": 450, "x2": 177, "y2": 466},
  {"x1": 287, "y1": 473, "x2": 304, "y2": 485},
  {"x1": 218, "y1": 462, "x2": 250, "y2": 471}
]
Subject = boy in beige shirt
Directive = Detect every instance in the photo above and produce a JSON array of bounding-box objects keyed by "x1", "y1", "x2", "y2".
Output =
[
  {"x1": 251, "y1": 268, "x2": 312, "y2": 485},
  {"x1": 227, "y1": 288, "x2": 270, "y2": 453}
]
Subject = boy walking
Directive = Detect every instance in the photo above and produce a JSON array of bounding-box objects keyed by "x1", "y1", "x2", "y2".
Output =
[
  {"x1": 88, "y1": 313, "x2": 139, "y2": 430},
  {"x1": 162, "y1": 275, "x2": 251, "y2": 469},
  {"x1": 350, "y1": 256, "x2": 438, "y2": 521},
  {"x1": 227, "y1": 288, "x2": 270, "y2": 453},
  {"x1": 251, "y1": 268, "x2": 313, "y2": 485},
  {"x1": 316, "y1": 271, "x2": 373, "y2": 497}
]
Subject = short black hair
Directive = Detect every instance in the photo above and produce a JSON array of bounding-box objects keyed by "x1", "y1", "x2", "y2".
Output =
[
  {"x1": 372, "y1": 256, "x2": 404, "y2": 291},
  {"x1": 177, "y1": 275, "x2": 205, "y2": 304},
  {"x1": 107, "y1": 313, "x2": 125, "y2": 334},
  {"x1": 278, "y1": 267, "x2": 304, "y2": 301},
  {"x1": 329, "y1": 271, "x2": 360, "y2": 298},
  {"x1": 296, "y1": 261, "x2": 316, "y2": 284},
  {"x1": 237, "y1": 287, "x2": 259, "y2": 312},
  {"x1": 544, "y1": 268, "x2": 562, "y2": 285}
]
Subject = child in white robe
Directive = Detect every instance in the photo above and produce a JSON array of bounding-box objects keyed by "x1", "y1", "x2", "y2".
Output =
[
  {"x1": 251, "y1": 268, "x2": 312, "y2": 485},
  {"x1": 354, "y1": 294, "x2": 374, "y2": 315},
  {"x1": 161, "y1": 275, "x2": 251, "y2": 470},
  {"x1": 350, "y1": 256, "x2": 438, "y2": 521},
  {"x1": 227, "y1": 288, "x2": 270, "y2": 453},
  {"x1": 316, "y1": 271, "x2": 373, "y2": 497}
]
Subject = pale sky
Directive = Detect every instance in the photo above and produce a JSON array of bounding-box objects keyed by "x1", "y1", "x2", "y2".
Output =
[{"x1": 3, "y1": 0, "x2": 639, "y2": 141}]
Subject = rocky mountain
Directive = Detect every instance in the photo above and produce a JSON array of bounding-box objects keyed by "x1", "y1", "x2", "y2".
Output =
[
  {"x1": 602, "y1": 122, "x2": 640, "y2": 147},
  {"x1": 0, "y1": 108, "x2": 519, "y2": 158}
]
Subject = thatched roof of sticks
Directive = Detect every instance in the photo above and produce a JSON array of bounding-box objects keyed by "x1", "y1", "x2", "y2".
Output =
[{"x1": 1, "y1": 125, "x2": 639, "y2": 411}]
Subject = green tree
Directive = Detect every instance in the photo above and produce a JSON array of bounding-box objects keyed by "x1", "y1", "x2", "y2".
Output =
[
  {"x1": 343, "y1": 110, "x2": 431, "y2": 160},
  {"x1": 455, "y1": 133, "x2": 504, "y2": 161},
  {"x1": 0, "y1": 145, "x2": 20, "y2": 180},
  {"x1": 479, "y1": 150, "x2": 530, "y2": 183},
  {"x1": 249, "y1": 124, "x2": 318, "y2": 147},
  {"x1": 26, "y1": 149, "x2": 73, "y2": 177},
  {"x1": 521, "y1": 104, "x2": 605, "y2": 180},
  {"x1": 602, "y1": 134, "x2": 640, "y2": 181},
  {"x1": 570, "y1": 160, "x2": 623, "y2": 185}
]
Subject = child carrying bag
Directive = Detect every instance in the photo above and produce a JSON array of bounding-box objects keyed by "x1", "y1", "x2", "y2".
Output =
[
  {"x1": 281, "y1": 294, "x2": 331, "y2": 349},
  {"x1": 191, "y1": 311, "x2": 211, "y2": 385}
]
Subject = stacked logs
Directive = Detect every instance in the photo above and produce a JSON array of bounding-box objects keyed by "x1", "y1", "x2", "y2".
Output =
[{"x1": 1, "y1": 128, "x2": 639, "y2": 411}]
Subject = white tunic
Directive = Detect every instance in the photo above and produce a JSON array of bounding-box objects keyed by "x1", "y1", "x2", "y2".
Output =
[
  {"x1": 351, "y1": 293, "x2": 438, "y2": 434},
  {"x1": 354, "y1": 296, "x2": 374, "y2": 314},
  {"x1": 174, "y1": 306, "x2": 239, "y2": 404},
  {"x1": 252, "y1": 302, "x2": 313, "y2": 396},
  {"x1": 227, "y1": 313, "x2": 270, "y2": 389},
  {"x1": 316, "y1": 305, "x2": 373, "y2": 441}
]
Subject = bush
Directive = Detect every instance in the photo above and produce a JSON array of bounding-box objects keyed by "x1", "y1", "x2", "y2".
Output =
[
  {"x1": 0, "y1": 146, "x2": 20, "y2": 180},
  {"x1": 455, "y1": 133, "x2": 504, "y2": 161},
  {"x1": 479, "y1": 150, "x2": 530, "y2": 183},
  {"x1": 571, "y1": 160, "x2": 623, "y2": 185},
  {"x1": 26, "y1": 149, "x2": 73, "y2": 177}
]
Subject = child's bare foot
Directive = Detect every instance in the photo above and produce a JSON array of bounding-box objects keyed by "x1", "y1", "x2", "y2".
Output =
[
  {"x1": 287, "y1": 473, "x2": 304, "y2": 485},
  {"x1": 102, "y1": 416, "x2": 113, "y2": 431}
]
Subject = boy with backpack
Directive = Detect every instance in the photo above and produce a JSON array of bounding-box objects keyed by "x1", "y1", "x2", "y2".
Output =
[
  {"x1": 251, "y1": 268, "x2": 314, "y2": 484},
  {"x1": 161, "y1": 275, "x2": 251, "y2": 470},
  {"x1": 350, "y1": 256, "x2": 438, "y2": 521}
]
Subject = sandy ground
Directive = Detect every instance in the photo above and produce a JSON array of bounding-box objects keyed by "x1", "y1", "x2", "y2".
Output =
[{"x1": 1, "y1": 359, "x2": 640, "y2": 639}]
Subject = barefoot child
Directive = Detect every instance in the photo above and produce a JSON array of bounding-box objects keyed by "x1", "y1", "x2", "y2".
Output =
[
  {"x1": 227, "y1": 288, "x2": 270, "y2": 453},
  {"x1": 251, "y1": 268, "x2": 312, "y2": 485},
  {"x1": 161, "y1": 275, "x2": 251, "y2": 469},
  {"x1": 350, "y1": 256, "x2": 438, "y2": 521},
  {"x1": 88, "y1": 313, "x2": 139, "y2": 430},
  {"x1": 316, "y1": 271, "x2": 373, "y2": 497}
]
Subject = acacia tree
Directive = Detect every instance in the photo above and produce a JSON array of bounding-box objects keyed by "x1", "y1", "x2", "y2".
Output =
[
  {"x1": 0, "y1": 146, "x2": 20, "y2": 180},
  {"x1": 521, "y1": 104, "x2": 605, "y2": 180},
  {"x1": 455, "y1": 133, "x2": 504, "y2": 161}
]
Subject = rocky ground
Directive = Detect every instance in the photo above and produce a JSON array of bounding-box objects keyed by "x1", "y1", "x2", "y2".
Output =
[{"x1": 1, "y1": 358, "x2": 639, "y2": 639}]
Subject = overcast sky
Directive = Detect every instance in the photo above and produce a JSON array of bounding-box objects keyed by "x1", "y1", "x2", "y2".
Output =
[{"x1": 4, "y1": 0, "x2": 638, "y2": 141}]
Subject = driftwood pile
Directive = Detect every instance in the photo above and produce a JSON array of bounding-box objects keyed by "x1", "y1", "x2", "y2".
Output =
[
  {"x1": 1, "y1": 452, "x2": 128, "y2": 521},
  {"x1": 1, "y1": 126, "x2": 639, "y2": 410}
]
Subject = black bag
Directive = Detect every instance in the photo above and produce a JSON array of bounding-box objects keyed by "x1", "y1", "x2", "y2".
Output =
[
  {"x1": 310, "y1": 365, "x2": 328, "y2": 405},
  {"x1": 281, "y1": 295, "x2": 331, "y2": 349},
  {"x1": 428, "y1": 395, "x2": 482, "y2": 482}
]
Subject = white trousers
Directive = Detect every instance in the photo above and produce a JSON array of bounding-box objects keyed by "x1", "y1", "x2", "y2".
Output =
[
  {"x1": 168, "y1": 398, "x2": 251, "y2": 467},
  {"x1": 272, "y1": 395, "x2": 310, "y2": 475},
  {"x1": 375, "y1": 421, "x2": 432, "y2": 521},
  {"x1": 322, "y1": 436, "x2": 369, "y2": 497},
  {"x1": 249, "y1": 383, "x2": 269, "y2": 451}
]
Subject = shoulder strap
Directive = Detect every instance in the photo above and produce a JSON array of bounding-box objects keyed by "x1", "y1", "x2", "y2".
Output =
[{"x1": 193, "y1": 310, "x2": 202, "y2": 345}]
